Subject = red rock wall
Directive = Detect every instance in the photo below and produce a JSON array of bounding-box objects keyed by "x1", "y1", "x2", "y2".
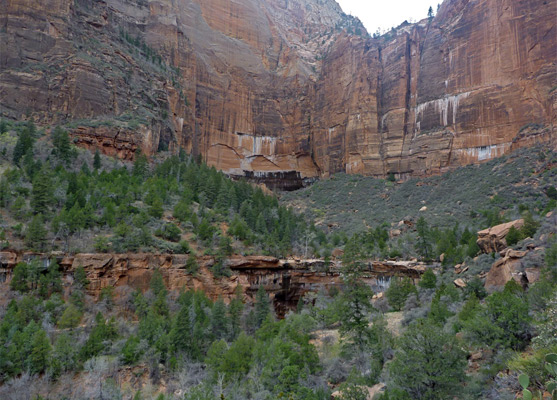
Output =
[
  {"x1": 0, "y1": 251, "x2": 425, "y2": 315},
  {"x1": 1, "y1": 0, "x2": 555, "y2": 182}
]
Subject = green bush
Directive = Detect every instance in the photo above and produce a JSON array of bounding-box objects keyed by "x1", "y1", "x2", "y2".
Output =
[
  {"x1": 57, "y1": 304, "x2": 83, "y2": 329},
  {"x1": 388, "y1": 319, "x2": 467, "y2": 399},
  {"x1": 418, "y1": 269, "x2": 436, "y2": 289},
  {"x1": 386, "y1": 277, "x2": 417, "y2": 311}
]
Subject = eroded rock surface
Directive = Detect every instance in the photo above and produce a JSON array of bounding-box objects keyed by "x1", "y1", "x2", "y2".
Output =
[
  {"x1": 477, "y1": 219, "x2": 525, "y2": 253},
  {"x1": 1, "y1": 0, "x2": 555, "y2": 186},
  {"x1": 0, "y1": 251, "x2": 425, "y2": 315}
]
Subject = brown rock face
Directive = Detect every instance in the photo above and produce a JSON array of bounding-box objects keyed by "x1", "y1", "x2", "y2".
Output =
[
  {"x1": 477, "y1": 219, "x2": 524, "y2": 253},
  {"x1": 0, "y1": 251, "x2": 425, "y2": 316},
  {"x1": 1, "y1": 0, "x2": 555, "y2": 186},
  {"x1": 484, "y1": 248, "x2": 535, "y2": 292}
]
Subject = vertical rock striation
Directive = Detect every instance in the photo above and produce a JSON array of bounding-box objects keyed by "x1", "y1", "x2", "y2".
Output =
[{"x1": 1, "y1": 0, "x2": 555, "y2": 185}]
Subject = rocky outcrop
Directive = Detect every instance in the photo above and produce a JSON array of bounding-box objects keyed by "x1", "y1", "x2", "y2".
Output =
[
  {"x1": 483, "y1": 247, "x2": 546, "y2": 293},
  {"x1": 484, "y1": 249, "x2": 533, "y2": 292},
  {"x1": 0, "y1": 251, "x2": 425, "y2": 315},
  {"x1": 477, "y1": 219, "x2": 524, "y2": 253},
  {"x1": 1, "y1": 0, "x2": 555, "y2": 185}
]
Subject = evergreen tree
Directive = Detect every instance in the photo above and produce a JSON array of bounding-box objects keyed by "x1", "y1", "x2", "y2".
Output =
[
  {"x1": 185, "y1": 254, "x2": 199, "y2": 274},
  {"x1": 254, "y1": 285, "x2": 271, "y2": 328},
  {"x1": 10, "y1": 262, "x2": 29, "y2": 292},
  {"x1": 93, "y1": 149, "x2": 102, "y2": 170},
  {"x1": 340, "y1": 247, "x2": 374, "y2": 352},
  {"x1": 388, "y1": 319, "x2": 466, "y2": 399},
  {"x1": 520, "y1": 211, "x2": 539, "y2": 239},
  {"x1": 506, "y1": 225, "x2": 521, "y2": 246},
  {"x1": 38, "y1": 260, "x2": 63, "y2": 297},
  {"x1": 31, "y1": 166, "x2": 53, "y2": 215},
  {"x1": 51, "y1": 126, "x2": 73, "y2": 164},
  {"x1": 170, "y1": 304, "x2": 191, "y2": 354},
  {"x1": 25, "y1": 214, "x2": 47, "y2": 251},
  {"x1": 79, "y1": 312, "x2": 118, "y2": 360},
  {"x1": 74, "y1": 265, "x2": 90, "y2": 288},
  {"x1": 0, "y1": 118, "x2": 8, "y2": 134},
  {"x1": 418, "y1": 268, "x2": 437, "y2": 289},
  {"x1": 133, "y1": 151, "x2": 149, "y2": 178},
  {"x1": 51, "y1": 333, "x2": 77, "y2": 376},
  {"x1": 386, "y1": 277, "x2": 417, "y2": 311},
  {"x1": 150, "y1": 269, "x2": 167, "y2": 297},
  {"x1": 13, "y1": 122, "x2": 35, "y2": 165},
  {"x1": 149, "y1": 196, "x2": 164, "y2": 218},
  {"x1": 28, "y1": 329, "x2": 52, "y2": 374},
  {"x1": 416, "y1": 217, "x2": 432, "y2": 260},
  {"x1": 121, "y1": 335, "x2": 143, "y2": 365},
  {"x1": 215, "y1": 184, "x2": 230, "y2": 211},
  {"x1": 229, "y1": 285, "x2": 244, "y2": 339},
  {"x1": 211, "y1": 297, "x2": 228, "y2": 340},
  {"x1": 57, "y1": 304, "x2": 83, "y2": 328}
]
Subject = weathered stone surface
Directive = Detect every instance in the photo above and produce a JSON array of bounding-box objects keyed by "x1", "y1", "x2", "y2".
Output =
[
  {"x1": 1, "y1": 0, "x2": 555, "y2": 184},
  {"x1": 477, "y1": 219, "x2": 525, "y2": 253},
  {"x1": 454, "y1": 278, "x2": 467, "y2": 288},
  {"x1": 0, "y1": 251, "x2": 425, "y2": 316},
  {"x1": 484, "y1": 248, "x2": 540, "y2": 292}
]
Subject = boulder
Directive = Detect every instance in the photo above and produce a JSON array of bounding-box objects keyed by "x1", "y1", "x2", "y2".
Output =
[
  {"x1": 454, "y1": 278, "x2": 467, "y2": 288},
  {"x1": 389, "y1": 229, "x2": 402, "y2": 238},
  {"x1": 484, "y1": 249, "x2": 534, "y2": 292},
  {"x1": 477, "y1": 219, "x2": 524, "y2": 253},
  {"x1": 331, "y1": 248, "x2": 344, "y2": 259},
  {"x1": 525, "y1": 268, "x2": 541, "y2": 284}
]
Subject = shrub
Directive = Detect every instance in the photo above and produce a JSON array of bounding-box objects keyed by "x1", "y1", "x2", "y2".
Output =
[
  {"x1": 506, "y1": 226, "x2": 521, "y2": 246},
  {"x1": 386, "y1": 277, "x2": 417, "y2": 311},
  {"x1": 121, "y1": 335, "x2": 143, "y2": 365},
  {"x1": 388, "y1": 319, "x2": 467, "y2": 399},
  {"x1": 418, "y1": 269, "x2": 437, "y2": 289},
  {"x1": 57, "y1": 304, "x2": 83, "y2": 329}
]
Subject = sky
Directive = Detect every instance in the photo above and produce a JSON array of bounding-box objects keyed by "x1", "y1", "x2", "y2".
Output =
[{"x1": 336, "y1": 0, "x2": 440, "y2": 34}]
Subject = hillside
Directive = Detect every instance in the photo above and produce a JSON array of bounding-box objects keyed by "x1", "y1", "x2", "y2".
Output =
[
  {"x1": 281, "y1": 146, "x2": 557, "y2": 235},
  {"x1": 0, "y1": 120, "x2": 556, "y2": 399},
  {"x1": 0, "y1": 0, "x2": 556, "y2": 398}
]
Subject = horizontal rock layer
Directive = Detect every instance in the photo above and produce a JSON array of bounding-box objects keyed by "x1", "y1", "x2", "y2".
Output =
[
  {"x1": 0, "y1": 251, "x2": 425, "y2": 315},
  {"x1": 1, "y1": 0, "x2": 555, "y2": 184}
]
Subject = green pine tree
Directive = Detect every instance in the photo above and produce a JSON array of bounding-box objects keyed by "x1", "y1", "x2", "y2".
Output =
[
  {"x1": 211, "y1": 297, "x2": 229, "y2": 340},
  {"x1": 388, "y1": 319, "x2": 466, "y2": 399},
  {"x1": 386, "y1": 277, "x2": 417, "y2": 311},
  {"x1": 51, "y1": 126, "x2": 73, "y2": 164},
  {"x1": 50, "y1": 332, "x2": 77, "y2": 376},
  {"x1": 170, "y1": 304, "x2": 191, "y2": 354},
  {"x1": 229, "y1": 285, "x2": 244, "y2": 339},
  {"x1": 31, "y1": 166, "x2": 53, "y2": 215},
  {"x1": 25, "y1": 214, "x2": 47, "y2": 251},
  {"x1": 254, "y1": 285, "x2": 271, "y2": 328},
  {"x1": 416, "y1": 217, "x2": 432, "y2": 260},
  {"x1": 28, "y1": 329, "x2": 52, "y2": 374},
  {"x1": 418, "y1": 268, "x2": 437, "y2": 289},
  {"x1": 133, "y1": 151, "x2": 149, "y2": 178},
  {"x1": 10, "y1": 262, "x2": 29, "y2": 292},
  {"x1": 13, "y1": 121, "x2": 35, "y2": 165},
  {"x1": 93, "y1": 149, "x2": 102, "y2": 170}
]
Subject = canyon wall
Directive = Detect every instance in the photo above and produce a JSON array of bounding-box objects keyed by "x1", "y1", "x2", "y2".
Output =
[
  {"x1": 1, "y1": 0, "x2": 555, "y2": 185},
  {"x1": 0, "y1": 251, "x2": 425, "y2": 315}
]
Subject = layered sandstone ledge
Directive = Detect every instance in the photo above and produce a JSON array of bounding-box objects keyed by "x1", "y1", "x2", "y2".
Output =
[{"x1": 0, "y1": 251, "x2": 425, "y2": 314}]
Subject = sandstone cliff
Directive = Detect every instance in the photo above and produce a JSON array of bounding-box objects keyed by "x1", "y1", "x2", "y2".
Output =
[
  {"x1": 1, "y1": 0, "x2": 555, "y2": 186},
  {"x1": 0, "y1": 251, "x2": 425, "y2": 315}
]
